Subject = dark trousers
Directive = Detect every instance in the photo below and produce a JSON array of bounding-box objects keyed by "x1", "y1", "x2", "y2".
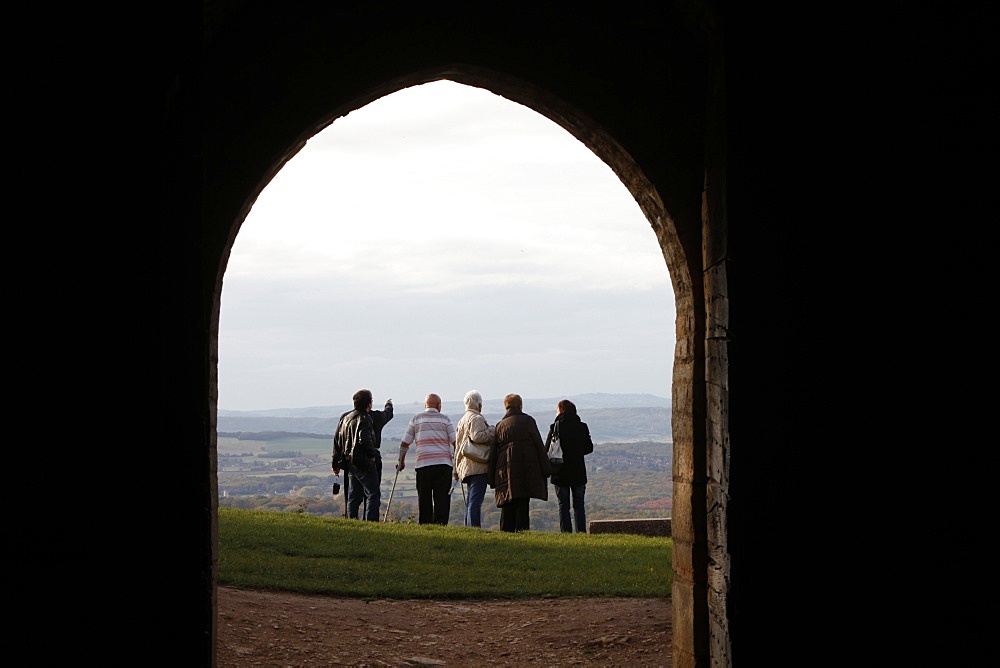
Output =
[
  {"x1": 499, "y1": 497, "x2": 531, "y2": 532},
  {"x1": 348, "y1": 454, "x2": 382, "y2": 521},
  {"x1": 555, "y1": 483, "x2": 587, "y2": 533},
  {"x1": 415, "y1": 464, "x2": 452, "y2": 525}
]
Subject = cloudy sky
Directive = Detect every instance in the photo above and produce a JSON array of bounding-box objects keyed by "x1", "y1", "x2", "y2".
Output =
[{"x1": 218, "y1": 81, "x2": 675, "y2": 411}]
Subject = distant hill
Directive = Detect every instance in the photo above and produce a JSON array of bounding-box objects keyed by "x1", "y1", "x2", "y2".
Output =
[
  {"x1": 218, "y1": 393, "x2": 671, "y2": 443},
  {"x1": 219, "y1": 392, "x2": 669, "y2": 417}
]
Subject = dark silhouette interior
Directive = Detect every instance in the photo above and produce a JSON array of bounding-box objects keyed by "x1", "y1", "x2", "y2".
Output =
[{"x1": 16, "y1": 3, "x2": 985, "y2": 666}]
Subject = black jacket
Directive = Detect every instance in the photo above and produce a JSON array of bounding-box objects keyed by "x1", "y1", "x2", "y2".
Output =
[
  {"x1": 546, "y1": 413, "x2": 593, "y2": 487},
  {"x1": 371, "y1": 401, "x2": 394, "y2": 449},
  {"x1": 333, "y1": 409, "x2": 377, "y2": 473}
]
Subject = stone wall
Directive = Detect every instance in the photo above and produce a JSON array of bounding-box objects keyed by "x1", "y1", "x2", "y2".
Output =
[{"x1": 589, "y1": 518, "x2": 672, "y2": 538}]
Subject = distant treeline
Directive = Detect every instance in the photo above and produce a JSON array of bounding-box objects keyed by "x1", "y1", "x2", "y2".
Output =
[
  {"x1": 217, "y1": 436, "x2": 671, "y2": 532},
  {"x1": 219, "y1": 431, "x2": 331, "y2": 440}
]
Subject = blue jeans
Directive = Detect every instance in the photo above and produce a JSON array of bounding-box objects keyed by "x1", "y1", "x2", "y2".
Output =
[
  {"x1": 556, "y1": 484, "x2": 587, "y2": 533},
  {"x1": 463, "y1": 473, "x2": 488, "y2": 527},
  {"x1": 348, "y1": 455, "x2": 382, "y2": 522}
]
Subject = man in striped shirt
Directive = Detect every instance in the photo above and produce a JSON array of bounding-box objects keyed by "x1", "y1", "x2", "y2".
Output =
[{"x1": 396, "y1": 393, "x2": 457, "y2": 525}]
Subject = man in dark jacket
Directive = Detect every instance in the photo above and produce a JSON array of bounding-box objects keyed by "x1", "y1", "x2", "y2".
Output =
[
  {"x1": 488, "y1": 393, "x2": 551, "y2": 532},
  {"x1": 347, "y1": 395, "x2": 392, "y2": 521},
  {"x1": 333, "y1": 389, "x2": 381, "y2": 521},
  {"x1": 545, "y1": 399, "x2": 595, "y2": 533}
]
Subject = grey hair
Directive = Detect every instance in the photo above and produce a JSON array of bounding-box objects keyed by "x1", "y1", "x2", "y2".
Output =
[{"x1": 464, "y1": 389, "x2": 483, "y2": 409}]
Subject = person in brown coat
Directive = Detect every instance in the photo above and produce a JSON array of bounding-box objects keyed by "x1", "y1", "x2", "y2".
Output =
[{"x1": 488, "y1": 393, "x2": 552, "y2": 532}]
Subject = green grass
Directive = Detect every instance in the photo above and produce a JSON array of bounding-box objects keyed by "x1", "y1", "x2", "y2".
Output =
[{"x1": 219, "y1": 507, "x2": 672, "y2": 600}]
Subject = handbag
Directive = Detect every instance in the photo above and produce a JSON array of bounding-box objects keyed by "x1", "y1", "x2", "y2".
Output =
[
  {"x1": 461, "y1": 438, "x2": 491, "y2": 464},
  {"x1": 548, "y1": 429, "x2": 564, "y2": 463}
]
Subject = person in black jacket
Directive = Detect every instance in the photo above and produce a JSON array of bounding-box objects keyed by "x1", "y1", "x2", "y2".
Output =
[
  {"x1": 545, "y1": 399, "x2": 594, "y2": 533},
  {"x1": 332, "y1": 389, "x2": 384, "y2": 521},
  {"x1": 346, "y1": 394, "x2": 392, "y2": 521}
]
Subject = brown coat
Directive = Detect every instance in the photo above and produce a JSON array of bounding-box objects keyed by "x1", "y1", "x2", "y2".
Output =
[{"x1": 489, "y1": 408, "x2": 552, "y2": 507}]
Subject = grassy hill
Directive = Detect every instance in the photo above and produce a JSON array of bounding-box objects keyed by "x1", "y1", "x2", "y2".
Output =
[{"x1": 218, "y1": 507, "x2": 673, "y2": 598}]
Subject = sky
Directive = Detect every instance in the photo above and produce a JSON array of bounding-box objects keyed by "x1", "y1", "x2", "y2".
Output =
[{"x1": 217, "y1": 80, "x2": 675, "y2": 411}]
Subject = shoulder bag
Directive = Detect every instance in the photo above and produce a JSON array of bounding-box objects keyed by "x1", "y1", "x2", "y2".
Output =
[
  {"x1": 461, "y1": 438, "x2": 491, "y2": 464},
  {"x1": 548, "y1": 424, "x2": 564, "y2": 464}
]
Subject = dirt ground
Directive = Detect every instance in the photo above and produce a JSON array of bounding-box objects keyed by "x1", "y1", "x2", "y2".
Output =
[{"x1": 217, "y1": 586, "x2": 672, "y2": 667}]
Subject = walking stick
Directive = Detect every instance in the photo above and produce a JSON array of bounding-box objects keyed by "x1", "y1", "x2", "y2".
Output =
[
  {"x1": 461, "y1": 482, "x2": 467, "y2": 526},
  {"x1": 342, "y1": 471, "x2": 350, "y2": 519},
  {"x1": 383, "y1": 467, "x2": 400, "y2": 522}
]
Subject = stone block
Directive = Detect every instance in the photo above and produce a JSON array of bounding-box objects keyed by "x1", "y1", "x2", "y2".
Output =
[{"x1": 588, "y1": 517, "x2": 672, "y2": 537}]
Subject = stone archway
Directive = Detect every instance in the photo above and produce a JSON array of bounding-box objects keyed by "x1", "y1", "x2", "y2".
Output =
[
  {"x1": 196, "y1": 7, "x2": 720, "y2": 666},
  {"x1": 211, "y1": 64, "x2": 711, "y2": 666}
]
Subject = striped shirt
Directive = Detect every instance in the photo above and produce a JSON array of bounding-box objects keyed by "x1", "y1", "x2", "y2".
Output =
[{"x1": 400, "y1": 408, "x2": 456, "y2": 469}]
